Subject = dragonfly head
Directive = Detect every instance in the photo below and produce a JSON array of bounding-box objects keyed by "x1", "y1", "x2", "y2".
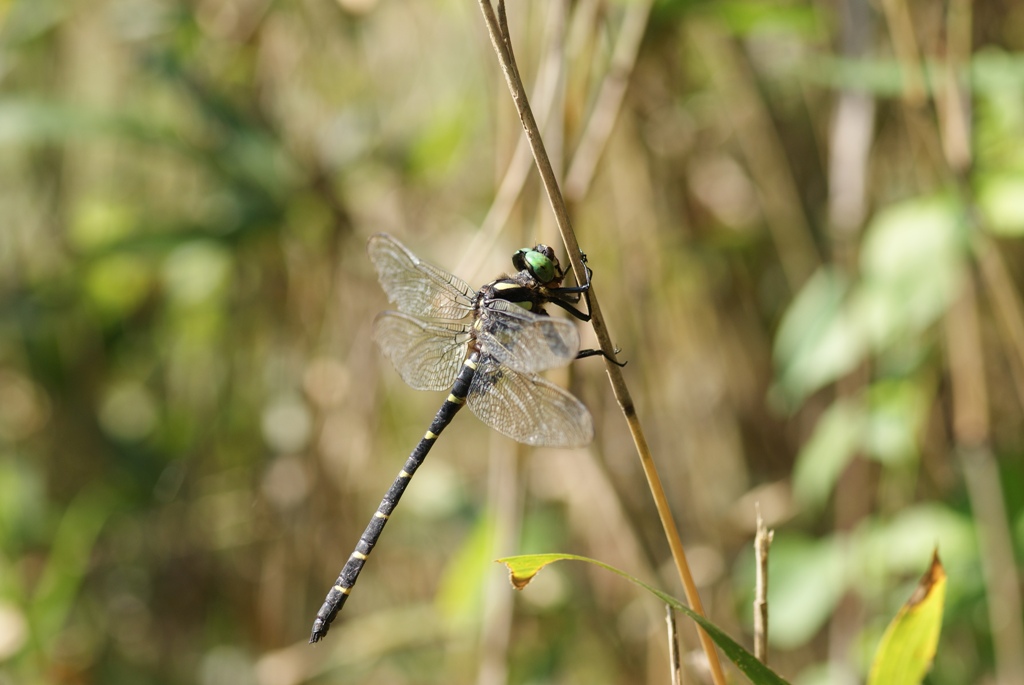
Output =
[{"x1": 513, "y1": 245, "x2": 564, "y2": 286}]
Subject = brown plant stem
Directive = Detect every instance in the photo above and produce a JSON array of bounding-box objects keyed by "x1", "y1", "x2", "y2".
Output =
[
  {"x1": 878, "y1": 0, "x2": 927, "y2": 105},
  {"x1": 476, "y1": 3, "x2": 727, "y2": 684},
  {"x1": 753, "y1": 508, "x2": 773, "y2": 664},
  {"x1": 976, "y1": 238, "x2": 1024, "y2": 411},
  {"x1": 477, "y1": 437, "x2": 524, "y2": 685},
  {"x1": 666, "y1": 605, "x2": 682, "y2": 685},
  {"x1": 455, "y1": 0, "x2": 568, "y2": 279},
  {"x1": 563, "y1": 0, "x2": 653, "y2": 203}
]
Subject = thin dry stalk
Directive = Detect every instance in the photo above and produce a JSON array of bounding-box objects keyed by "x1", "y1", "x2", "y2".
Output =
[
  {"x1": 476, "y1": 437, "x2": 523, "y2": 685},
  {"x1": 666, "y1": 605, "x2": 682, "y2": 685},
  {"x1": 456, "y1": 0, "x2": 567, "y2": 279},
  {"x1": 976, "y1": 238, "x2": 1024, "y2": 410},
  {"x1": 878, "y1": 0, "x2": 926, "y2": 105},
  {"x1": 753, "y1": 508, "x2": 773, "y2": 664},
  {"x1": 563, "y1": 0, "x2": 652, "y2": 203},
  {"x1": 476, "y1": 2, "x2": 727, "y2": 684},
  {"x1": 937, "y1": 0, "x2": 972, "y2": 172}
]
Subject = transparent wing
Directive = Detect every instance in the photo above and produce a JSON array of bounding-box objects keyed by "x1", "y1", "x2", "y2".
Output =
[
  {"x1": 367, "y1": 233, "x2": 475, "y2": 320},
  {"x1": 467, "y1": 359, "x2": 593, "y2": 447},
  {"x1": 476, "y1": 300, "x2": 581, "y2": 375},
  {"x1": 372, "y1": 311, "x2": 470, "y2": 391}
]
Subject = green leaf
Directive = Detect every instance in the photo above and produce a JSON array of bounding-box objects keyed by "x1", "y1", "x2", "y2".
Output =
[
  {"x1": 1015, "y1": 510, "x2": 1024, "y2": 557},
  {"x1": 0, "y1": 99, "x2": 93, "y2": 144},
  {"x1": 852, "y1": 196, "x2": 967, "y2": 349},
  {"x1": 773, "y1": 267, "x2": 865, "y2": 404},
  {"x1": 855, "y1": 505, "x2": 975, "y2": 584},
  {"x1": 760, "y1": 536, "x2": 846, "y2": 648},
  {"x1": 793, "y1": 399, "x2": 865, "y2": 510},
  {"x1": 407, "y1": 104, "x2": 474, "y2": 179},
  {"x1": 710, "y1": 1, "x2": 823, "y2": 38},
  {"x1": 774, "y1": 199, "x2": 968, "y2": 409},
  {"x1": 30, "y1": 487, "x2": 116, "y2": 649},
  {"x1": 867, "y1": 551, "x2": 946, "y2": 685},
  {"x1": 69, "y1": 198, "x2": 138, "y2": 252},
  {"x1": 0, "y1": 98, "x2": 174, "y2": 148},
  {"x1": 435, "y1": 510, "x2": 495, "y2": 626},
  {"x1": 498, "y1": 553, "x2": 792, "y2": 685},
  {"x1": 978, "y1": 173, "x2": 1024, "y2": 236},
  {"x1": 805, "y1": 56, "x2": 911, "y2": 96},
  {"x1": 804, "y1": 52, "x2": 1024, "y2": 97},
  {"x1": 161, "y1": 241, "x2": 233, "y2": 307},
  {"x1": 0, "y1": 457, "x2": 47, "y2": 556},
  {"x1": 863, "y1": 380, "x2": 928, "y2": 466},
  {"x1": 84, "y1": 253, "x2": 156, "y2": 318}
]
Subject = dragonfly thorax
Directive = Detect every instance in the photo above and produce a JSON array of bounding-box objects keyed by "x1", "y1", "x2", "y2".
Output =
[{"x1": 478, "y1": 269, "x2": 558, "y2": 317}]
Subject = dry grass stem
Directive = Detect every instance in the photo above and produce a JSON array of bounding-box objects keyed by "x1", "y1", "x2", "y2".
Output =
[
  {"x1": 455, "y1": 0, "x2": 567, "y2": 279},
  {"x1": 938, "y1": 0, "x2": 973, "y2": 172},
  {"x1": 563, "y1": 0, "x2": 653, "y2": 203},
  {"x1": 477, "y1": 439, "x2": 523, "y2": 685},
  {"x1": 666, "y1": 605, "x2": 682, "y2": 685},
  {"x1": 753, "y1": 508, "x2": 773, "y2": 664},
  {"x1": 976, "y1": 237, "x2": 1024, "y2": 411},
  {"x1": 878, "y1": 0, "x2": 926, "y2": 105}
]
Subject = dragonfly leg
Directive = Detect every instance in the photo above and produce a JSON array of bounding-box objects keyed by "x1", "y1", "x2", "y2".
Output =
[
  {"x1": 549, "y1": 262, "x2": 593, "y2": 298},
  {"x1": 550, "y1": 297, "x2": 591, "y2": 322},
  {"x1": 547, "y1": 258, "x2": 598, "y2": 321},
  {"x1": 576, "y1": 347, "x2": 626, "y2": 367}
]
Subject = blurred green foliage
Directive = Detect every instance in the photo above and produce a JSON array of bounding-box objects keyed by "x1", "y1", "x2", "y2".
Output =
[{"x1": 1, "y1": 0, "x2": 1023, "y2": 684}]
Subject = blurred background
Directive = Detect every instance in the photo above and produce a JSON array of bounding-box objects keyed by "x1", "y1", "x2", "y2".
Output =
[{"x1": 1, "y1": 0, "x2": 1023, "y2": 683}]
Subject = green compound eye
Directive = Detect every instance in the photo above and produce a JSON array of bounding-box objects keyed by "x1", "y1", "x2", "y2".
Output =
[
  {"x1": 522, "y1": 249, "x2": 555, "y2": 283},
  {"x1": 512, "y1": 245, "x2": 561, "y2": 284}
]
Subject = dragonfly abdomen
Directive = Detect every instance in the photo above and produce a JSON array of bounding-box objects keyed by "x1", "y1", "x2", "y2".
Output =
[{"x1": 309, "y1": 354, "x2": 480, "y2": 643}]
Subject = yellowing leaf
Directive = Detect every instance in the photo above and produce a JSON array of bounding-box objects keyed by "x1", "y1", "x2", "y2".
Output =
[{"x1": 867, "y1": 550, "x2": 947, "y2": 685}]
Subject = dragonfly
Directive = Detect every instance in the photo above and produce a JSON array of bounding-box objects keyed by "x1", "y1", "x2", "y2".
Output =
[{"x1": 309, "y1": 232, "x2": 608, "y2": 643}]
